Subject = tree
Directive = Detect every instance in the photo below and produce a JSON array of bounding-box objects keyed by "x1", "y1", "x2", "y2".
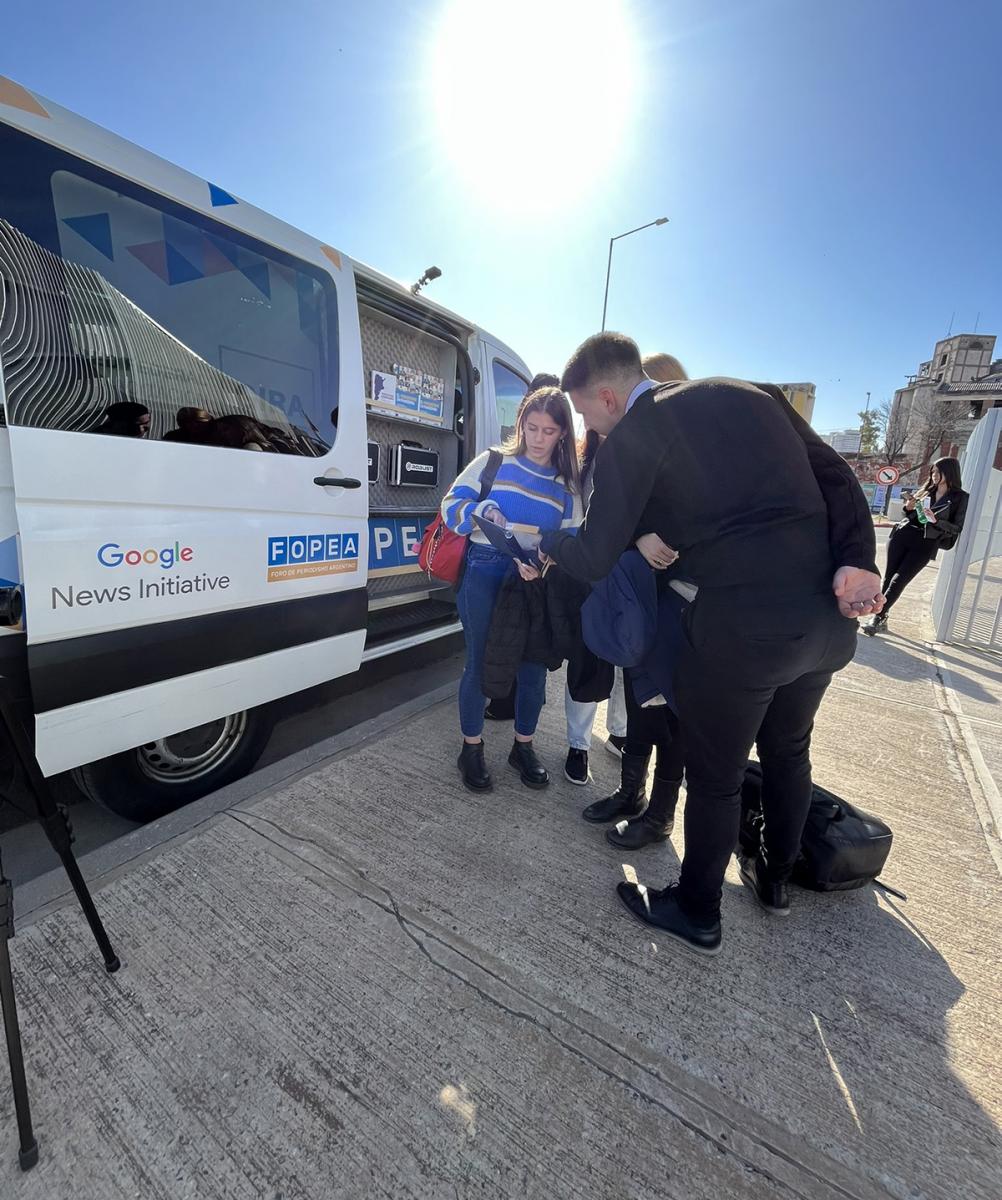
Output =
[
  {"x1": 876, "y1": 397, "x2": 909, "y2": 465},
  {"x1": 879, "y1": 392, "x2": 967, "y2": 484},
  {"x1": 857, "y1": 407, "x2": 880, "y2": 454},
  {"x1": 908, "y1": 396, "x2": 966, "y2": 476}
]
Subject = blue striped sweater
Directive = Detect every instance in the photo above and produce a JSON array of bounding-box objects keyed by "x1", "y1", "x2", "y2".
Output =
[{"x1": 441, "y1": 451, "x2": 582, "y2": 549}]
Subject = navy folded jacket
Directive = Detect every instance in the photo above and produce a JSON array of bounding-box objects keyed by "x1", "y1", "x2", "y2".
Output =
[{"x1": 581, "y1": 550, "x2": 689, "y2": 712}]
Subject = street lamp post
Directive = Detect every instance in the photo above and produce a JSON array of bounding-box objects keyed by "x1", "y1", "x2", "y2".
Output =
[{"x1": 601, "y1": 217, "x2": 669, "y2": 330}]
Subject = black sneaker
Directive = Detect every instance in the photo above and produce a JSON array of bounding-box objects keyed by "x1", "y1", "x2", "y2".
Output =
[
  {"x1": 605, "y1": 734, "x2": 627, "y2": 759},
  {"x1": 616, "y1": 882, "x2": 722, "y2": 957},
  {"x1": 737, "y1": 853, "x2": 790, "y2": 917},
  {"x1": 564, "y1": 748, "x2": 590, "y2": 785}
]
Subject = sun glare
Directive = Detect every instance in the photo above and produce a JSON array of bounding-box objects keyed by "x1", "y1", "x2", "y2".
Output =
[{"x1": 429, "y1": 0, "x2": 639, "y2": 214}]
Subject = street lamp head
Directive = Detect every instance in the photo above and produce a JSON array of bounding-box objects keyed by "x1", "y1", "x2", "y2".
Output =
[
  {"x1": 410, "y1": 265, "x2": 442, "y2": 295},
  {"x1": 655, "y1": 217, "x2": 669, "y2": 225}
]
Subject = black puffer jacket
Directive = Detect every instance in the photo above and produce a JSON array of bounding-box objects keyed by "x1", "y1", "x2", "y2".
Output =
[{"x1": 482, "y1": 568, "x2": 614, "y2": 702}]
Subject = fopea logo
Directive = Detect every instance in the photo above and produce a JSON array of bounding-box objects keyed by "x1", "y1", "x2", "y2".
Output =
[
  {"x1": 98, "y1": 541, "x2": 194, "y2": 570},
  {"x1": 267, "y1": 532, "x2": 359, "y2": 583}
]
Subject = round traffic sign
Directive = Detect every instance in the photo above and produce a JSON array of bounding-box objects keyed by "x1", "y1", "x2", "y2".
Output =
[{"x1": 875, "y1": 465, "x2": 900, "y2": 486}]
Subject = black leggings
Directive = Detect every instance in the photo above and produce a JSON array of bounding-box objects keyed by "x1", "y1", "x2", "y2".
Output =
[
  {"x1": 623, "y1": 667, "x2": 685, "y2": 779},
  {"x1": 882, "y1": 527, "x2": 935, "y2": 613}
]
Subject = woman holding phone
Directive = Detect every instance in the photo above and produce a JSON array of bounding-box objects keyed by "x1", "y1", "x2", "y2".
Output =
[
  {"x1": 864, "y1": 457, "x2": 968, "y2": 635},
  {"x1": 441, "y1": 387, "x2": 581, "y2": 792}
]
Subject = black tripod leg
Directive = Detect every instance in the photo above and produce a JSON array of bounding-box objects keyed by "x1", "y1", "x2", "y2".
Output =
[
  {"x1": 35, "y1": 810, "x2": 120, "y2": 973},
  {"x1": 0, "y1": 874, "x2": 39, "y2": 1170},
  {"x1": 0, "y1": 693, "x2": 119, "y2": 973}
]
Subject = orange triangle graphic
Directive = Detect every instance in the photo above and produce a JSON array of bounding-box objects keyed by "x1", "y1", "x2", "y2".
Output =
[
  {"x1": 0, "y1": 78, "x2": 50, "y2": 119},
  {"x1": 321, "y1": 245, "x2": 342, "y2": 270}
]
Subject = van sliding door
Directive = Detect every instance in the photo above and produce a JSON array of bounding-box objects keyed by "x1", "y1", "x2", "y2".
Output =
[{"x1": 0, "y1": 122, "x2": 367, "y2": 775}]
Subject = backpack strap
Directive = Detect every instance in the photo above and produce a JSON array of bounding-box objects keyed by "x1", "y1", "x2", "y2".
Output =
[{"x1": 477, "y1": 449, "x2": 503, "y2": 502}]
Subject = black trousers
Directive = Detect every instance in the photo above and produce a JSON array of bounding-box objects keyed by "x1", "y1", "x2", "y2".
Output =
[
  {"x1": 881, "y1": 526, "x2": 935, "y2": 613},
  {"x1": 623, "y1": 667, "x2": 685, "y2": 779},
  {"x1": 672, "y1": 588, "x2": 857, "y2": 919}
]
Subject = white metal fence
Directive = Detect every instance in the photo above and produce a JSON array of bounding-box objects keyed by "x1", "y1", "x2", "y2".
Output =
[{"x1": 932, "y1": 406, "x2": 1002, "y2": 650}]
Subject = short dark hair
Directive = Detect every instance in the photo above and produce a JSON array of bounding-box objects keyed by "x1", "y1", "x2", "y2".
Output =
[
  {"x1": 528, "y1": 372, "x2": 560, "y2": 391},
  {"x1": 561, "y1": 333, "x2": 643, "y2": 391}
]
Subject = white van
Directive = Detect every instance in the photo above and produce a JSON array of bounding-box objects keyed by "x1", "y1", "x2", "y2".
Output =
[{"x1": 0, "y1": 77, "x2": 533, "y2": 821}]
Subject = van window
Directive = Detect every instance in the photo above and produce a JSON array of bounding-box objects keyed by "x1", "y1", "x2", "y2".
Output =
[
  {"x1": 492, "y1": 359, "x2": 528, "y2": 442},
  {"x1": 0, "y1": 124, "x2": 336, "y2": 455}
]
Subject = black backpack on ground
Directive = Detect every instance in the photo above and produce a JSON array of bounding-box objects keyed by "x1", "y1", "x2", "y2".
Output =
[{"x1": 739, "y1": 762, "x2": 893, "y2": 892}]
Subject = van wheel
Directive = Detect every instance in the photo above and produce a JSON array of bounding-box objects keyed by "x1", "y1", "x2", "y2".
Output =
[{"x1": 73, "y1": 707, "x2": 274, "y2": 824}]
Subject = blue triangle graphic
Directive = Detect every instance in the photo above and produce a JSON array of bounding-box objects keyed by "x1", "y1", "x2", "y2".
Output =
[
  {"x1": 205, "y1": 233, "x2": 241, "y2": 267},
  {"x1": 209, "y1": 183, "x2": 238, "y2": 207},
  {"x1": 165, "y1": 242, "x2": 203, "y2": 285},
  {"x1": 63, "y1": 213, "x2": 114, "y2": 261},
  {"x1": 240, "y1": 260, "x2": 271, "y2": 298}
]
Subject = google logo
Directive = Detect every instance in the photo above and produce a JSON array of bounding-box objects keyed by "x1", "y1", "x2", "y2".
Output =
[{"x1": 98, "y1": 541, "x2": 194, "y2": 570}]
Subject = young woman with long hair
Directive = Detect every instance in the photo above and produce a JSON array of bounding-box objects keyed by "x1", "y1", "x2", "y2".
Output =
[
  {"x1": 441, "y1": 387, "x2": 581, "y2": 792},
  {"x1": 864, "y1": 456, "x2": 968, "y2": 635}
]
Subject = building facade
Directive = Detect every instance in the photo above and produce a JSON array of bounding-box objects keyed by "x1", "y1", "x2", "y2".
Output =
[
  {"x1": 779, "y1": 382, "x2": 816, "y2": 424},
  {"x1": 890, "y1": 334, "x2": 1000, "y2": 466},
  {"x1": 820, "y1": 428, "x2": 862, "y2": 454}
]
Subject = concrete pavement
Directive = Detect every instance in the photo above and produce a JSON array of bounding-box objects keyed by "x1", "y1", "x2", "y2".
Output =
[{"x1": 0, "y1": 571, "x2": 1000, "y2": 1199}]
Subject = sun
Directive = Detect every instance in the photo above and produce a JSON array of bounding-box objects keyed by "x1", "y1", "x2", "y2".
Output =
[{"x1": 429, "y1": 0, "x2": 639, "y2": 215}]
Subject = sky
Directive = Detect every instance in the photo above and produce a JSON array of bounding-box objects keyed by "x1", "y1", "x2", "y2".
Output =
[{"x1": 3, "y1": 0, "x2": 1000, "y2": 433}]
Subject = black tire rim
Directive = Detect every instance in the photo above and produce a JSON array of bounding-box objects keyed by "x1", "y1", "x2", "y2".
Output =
[{"x1": 136, "y1": 712, "x2": 249, "y2": 784}]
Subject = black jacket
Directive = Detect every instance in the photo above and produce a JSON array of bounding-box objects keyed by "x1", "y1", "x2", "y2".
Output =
[
  {"x1": 541, "y1": 379, "x2": 878, "y2": 591},
  {"x1": 898, "y1": 488, "x2": 969, "y2": 556},
  {"x1": 482, "y1": 568, "x2": 613, "y2": 701}
]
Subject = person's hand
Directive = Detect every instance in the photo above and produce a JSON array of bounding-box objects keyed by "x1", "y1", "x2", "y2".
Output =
[
  {"x1": 833, "y1": 566, "x2": 885, "y2": 618},
  {"x1": 516, "y1": 560, "x2": 541, "y2": 582},
  {"x1": 482, "y1": 505, "x2": 506, "y2": 527},
  {"x1": 923, "y1": 504, "x2": 937, "y2": 524},
  {"x1": 636, "y1": 532, "x2": 679, "y2": 570}
]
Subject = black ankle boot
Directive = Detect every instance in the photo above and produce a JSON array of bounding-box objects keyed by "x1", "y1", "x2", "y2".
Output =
[
  {"x1": 458, "y1": 740, "x2": 492, "y2": 793},
  {"x1": 583, "y1": 751, "x2": 650, "y2": 823},
  {"x1": 606, "y1": 775, "x2": 681, "y2": 849},
  {"x1": 508, "y1": 740, "x2": 549, "y2": 789},
  {"x1": 737, "y1": 852, "x2": 791, "y2": 916}
]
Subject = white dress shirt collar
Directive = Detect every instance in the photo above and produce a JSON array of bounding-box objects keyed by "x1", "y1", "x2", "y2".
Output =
[{"x1": 625, "y1": 378, "x2": 654, "y2": 413}]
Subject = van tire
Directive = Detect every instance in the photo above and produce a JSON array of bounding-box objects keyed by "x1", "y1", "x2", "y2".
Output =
[{"x1": 72, "y1": 707, "x2": 274, "y2": 824}]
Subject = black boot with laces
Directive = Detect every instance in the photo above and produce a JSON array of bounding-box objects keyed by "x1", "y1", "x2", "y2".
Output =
[
  {"x1": 583, "y1": 750, "x2": 650, "y2": 824},
  {"x1": 606, "y1": 774, "x2": 681, "y2": 849}
]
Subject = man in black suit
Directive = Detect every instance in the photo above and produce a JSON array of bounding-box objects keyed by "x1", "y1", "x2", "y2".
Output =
[{"x1": 539, "y1": 333, "x2": 882, "y2": 956}]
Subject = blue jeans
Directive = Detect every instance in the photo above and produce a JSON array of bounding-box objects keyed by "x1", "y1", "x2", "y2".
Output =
[{"x1": 457, "y1": 544, "x2": 547, "y2": 739}]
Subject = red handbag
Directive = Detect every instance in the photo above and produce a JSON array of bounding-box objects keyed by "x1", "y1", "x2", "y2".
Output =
[{"x1": 418, "y1": 450, "x2": 502, "y2": 586}]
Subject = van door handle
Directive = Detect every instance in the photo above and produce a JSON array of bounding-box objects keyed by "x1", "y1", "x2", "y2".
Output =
[{"x1": 314, "y1": 476, "x2": 362, "y2": 489}]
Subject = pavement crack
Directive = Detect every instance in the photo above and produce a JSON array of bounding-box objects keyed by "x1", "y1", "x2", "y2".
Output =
[{"x1": 228, "y1": 807, "x2": 882, "y2": 1200}]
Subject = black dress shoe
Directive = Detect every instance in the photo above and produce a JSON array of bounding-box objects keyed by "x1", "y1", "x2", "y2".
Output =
[
  {"x1": 583, "y1": 750, "x2": 650, "y2": 823},
  {"x1": 457, "y1": 740, "x2": 492, "y2": 792},
  {"x1": 737, "y1": 853, "x2": 790, "y2": 916},
  {"x1": 508, "y1": 740, "x2": 549, "y2": 789},
  {"x1": 616, "y1": 882, "x2": 722, "y2": 956},
  {"x1": 564, "y1": 748, "x2": 590, "y2": 785},
  {"x1": 606, "y1": 775, "x2": 680, "y2": 849}
]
